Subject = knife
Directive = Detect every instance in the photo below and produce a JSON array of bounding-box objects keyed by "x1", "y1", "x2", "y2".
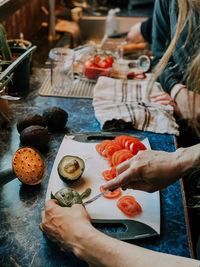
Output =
[
  {"x1": 0, "y1": 95, "x2": 20, "y2": 100},
  {"x1": 83, "y1": 188, "x2": 117, "y2": 206},
  {"x1": 108, "y1": 32, "x2": 128, "y2": 38}
]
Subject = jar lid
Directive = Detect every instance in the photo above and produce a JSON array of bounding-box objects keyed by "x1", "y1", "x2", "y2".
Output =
[{"x1": 136, "y1": 55, "x2": 152, "y2": 73}]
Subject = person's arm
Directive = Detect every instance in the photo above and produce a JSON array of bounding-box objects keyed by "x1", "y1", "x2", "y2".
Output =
[
  {"x1": 170, "y1": 84, "x2": 200, "y2": 119},
  {"x1": 140, "y1": 17, "x2": 152, "y2": 44},
  {"x1": 103, "y1": 144, "x2": 200, "y2": 192},
  {"x1": 40, "y1": 201, "x2": 199, "y2": 267},
  {"x1": 126, "y1": 22, "x2": 145, "y2": 43},
  {"x1": 126, "y1": 17, "x2": 152, "y2": 44},
  {"x1": 152, "y1": 0, "x2": 181, "y2": 94}
]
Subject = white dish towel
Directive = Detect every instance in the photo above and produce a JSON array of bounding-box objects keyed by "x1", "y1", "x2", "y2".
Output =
[{"x1": 92, "y1": 77, "x2": 179, "y2": 135}]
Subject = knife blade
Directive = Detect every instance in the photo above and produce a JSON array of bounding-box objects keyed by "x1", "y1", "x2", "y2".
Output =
[
  {"x1": 82, "y1": 188, "x2": 117, "y2": 206},
  {"x1": 108, "y1": 32, "x2": 128, "y2": 38},
  {"x1": 0, "y1": 95, "x2": 20, "y2": 100},
  {"x1": 82, "y1": 190, "x2": 110, "y2": 206}
]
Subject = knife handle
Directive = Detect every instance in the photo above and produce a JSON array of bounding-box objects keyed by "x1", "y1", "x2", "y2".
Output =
[
  {"x1": 70, "y1": 132, "x2": 145, "y2": 143},
  {"x1": 92, "y1": 219, "x2": 158, "y2": 240}
]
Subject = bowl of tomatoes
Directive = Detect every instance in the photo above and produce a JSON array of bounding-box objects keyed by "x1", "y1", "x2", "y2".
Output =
[{"x1": 83, "y1": 53, "x2": 114, "y2": 80}]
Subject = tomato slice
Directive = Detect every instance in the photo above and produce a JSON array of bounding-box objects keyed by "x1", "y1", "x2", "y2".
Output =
[
  {"x1": 100, "y1": 186, "x2": 122, "y2": 199},
  {"x1": 102, "y1": 167, "x2": 116, "y2": 181},
  {"x1": 131, "y1": 142, "x2": 147, "y2": 154},
  {"x1": 117, "y1": 196, "x2": 142, "y2": 217}
]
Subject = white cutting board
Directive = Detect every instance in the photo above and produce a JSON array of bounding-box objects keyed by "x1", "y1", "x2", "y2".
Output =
[{"x1": 46, "y1": 134, "x2": 160, "y2": 235}]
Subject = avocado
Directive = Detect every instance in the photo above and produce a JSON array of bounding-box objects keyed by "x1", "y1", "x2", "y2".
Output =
[
  {"x1": 42, "y1": 106, "x2": 68, "y2": 130},
  {"x1": 57, "y1": 155, "x2": 85, "y2": 182},
  {"x1": 51, "y1": 187, "x2": 91, "y2": 207},
  {"x1": 17, "y1": 113, "x2": 46, "y2": 133},
  {"x1": 20, "y1": 125, "x2": 51, "y2": 151}
]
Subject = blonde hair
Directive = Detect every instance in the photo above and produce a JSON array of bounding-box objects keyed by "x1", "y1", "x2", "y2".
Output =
[{"x1": 151, "y1": 0, "x2": 200, "y2": 135}]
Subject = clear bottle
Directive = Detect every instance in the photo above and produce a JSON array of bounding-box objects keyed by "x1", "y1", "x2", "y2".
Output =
[{"x1": 105, "y1": 8, "x2": 120, "y2": 36}]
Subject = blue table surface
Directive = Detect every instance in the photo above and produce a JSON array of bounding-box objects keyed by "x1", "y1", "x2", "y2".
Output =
[{"x1": 0, "y1": 69, "x2": 191, "y2": 266}]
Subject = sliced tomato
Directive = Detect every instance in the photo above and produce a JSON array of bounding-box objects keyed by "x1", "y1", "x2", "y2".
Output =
[
  {"x1": 131, "y1": 142, "x2": 147, "y2": 154},
  {"x1": 100, "y1": 186, "x2": 122, "y2": 199},
  {"x1": 112, "y1": 149, "x2": 133, "y2": 166},
  {"x1": 121, "y1": 136, "x2": 140, "y2": 148},
  {"x1": 102, "y1": 167, "x2": 116, "y2": 181},
  {"x1": 95, "y1": 140, "x2": 113, "y2": 156},
  {"x1": 114, "y1": 135, "x2": 140, "y2": 148},
  {"x1": 103, "y1": 143, "x2": 121, "y2": 160},
  {"x1": 117, "y1": 196, "x2": 142, "y2": 217}
]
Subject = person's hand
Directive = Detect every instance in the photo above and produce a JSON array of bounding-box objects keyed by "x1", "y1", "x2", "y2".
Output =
[
  {"x1": 126, "y1": 22, "x2": 145, "y2": 43},
  {"x1": 103, "y1": 150, "x2": 181, "y2": 193},
  {"x1": 40, "y1": 200, "x2": 93, "y2": 253},
  {"x1": 172, "y1": 87, "x2": 200, "y2": 120},
  {"x1": 150, "y1": 91, "x2": 181, "y2": 116}
]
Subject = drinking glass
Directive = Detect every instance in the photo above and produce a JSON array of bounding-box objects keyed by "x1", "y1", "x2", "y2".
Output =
[{"x1": 49, "y1": 48, "x2": 75, "y2": 93}]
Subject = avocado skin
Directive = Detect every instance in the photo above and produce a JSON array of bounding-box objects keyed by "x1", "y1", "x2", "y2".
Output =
[
  {"x1": 20, "y1": 125, "x2": 51, "y2": 151},
  {"x1": 42, "y1": 106, "x2": 68, "y2": 130},
  {"x1": 17, "y1": 113, "x2": 46, "y2": 133}
]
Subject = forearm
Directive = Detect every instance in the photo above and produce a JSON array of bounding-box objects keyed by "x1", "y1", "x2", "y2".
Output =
[
  {"x1": 74, "y1": 227, "x2": 199, "y2": 267},
  {"x1": 175, "y1": 144, "x2": 200, "y2": 177},
  {"x1": 171, "y1": 84, "x2": 200, "y2": 119}
]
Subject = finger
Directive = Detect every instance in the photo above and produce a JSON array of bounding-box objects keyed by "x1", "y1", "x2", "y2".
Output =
[
  {"x1": 116, "y1": 160, "x2": 130, "y2": 175},
  {"x1": 44, "y1": 199, "x2": 59, "y2": 211},
  {"x1": 102, "y1": 166, "x2": 133, "y2": 190},
  {"x1": 40, "y1": 210, "x2": 45, "y2": 221},
  {"x1": 102, "y1": 176, "x2": 123, "y2": 190},
  {"x1": 152, "y1": 100, "x2": 173, "y2": 106},
  {"x1": 150, "y1": 95, "x2": 171, "y2": 102},
  {"x1": 39, "y1": 222, "x2": 44, "y2": 232},
  {"x1": 150, "y1": 92, "x2": 166, "y2": 98}
]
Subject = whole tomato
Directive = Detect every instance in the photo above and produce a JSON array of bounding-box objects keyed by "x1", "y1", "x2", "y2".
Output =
[
  {"x1": 84, "y1": 59, "x2": 100, "y2": 79},
  {"x1": 84, "y1": 54, "x2": 114, "y2": 79},
  {"x1": 105, "y1": 55, "x2": 114, "y2": 67},
  {"x1": 97, "y1": 59, "x2": 110, "y2": 69},
  {"x1": 97, "y1": 55, "x2": 114, "y2": 69}
]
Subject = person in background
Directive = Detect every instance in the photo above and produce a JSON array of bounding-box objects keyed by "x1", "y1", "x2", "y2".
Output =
[
  {"x1": 40, "y1": 0, "x2": 200, "y2": 264},
  {"x1": 150, "y1": 0, "x2": 200, "y2": 146}
]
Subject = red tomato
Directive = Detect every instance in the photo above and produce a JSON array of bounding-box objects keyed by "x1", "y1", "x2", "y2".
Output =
[
  {"x1": 102, "y1": 167, "x2": 116, "y2": 181},
  {"x1": 100, "y1": 186, "x2": 122, "y2": 199},
  {"x1": 105, "y1": 55, "x2": 114, "y2": 67},
  {"x1": 131, "y1": 142, "x2": 147, "y2": 154},
  {"x1": 84, "y1": 59, "x2": 95, "y2": 68},
  {"x1": 117, "y1": 196, "x2": 142, "y2": 217},
  {"x1": 93, "y1": 56, "x2": 101, "y2": 64},
  {"x1": 84, "y1": 59, "x2": 100, "y2": 79},
  {"x1": 97, "y1": 59, "x2": 110, "y2": 69}
]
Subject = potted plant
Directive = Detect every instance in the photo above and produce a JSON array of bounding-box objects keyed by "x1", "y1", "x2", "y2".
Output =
[{"x1": 0, "y1": 24, "x2": 37, "y2": 93}]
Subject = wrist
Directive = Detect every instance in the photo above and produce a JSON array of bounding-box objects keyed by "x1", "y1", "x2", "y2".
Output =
[
  {"x1": 170, "y1": 84, "x2": 186, "y2": 100},
  {"x1": 174, "y1": 145, "x2": 200, "y2": 177},
  {"x1": 73, "y1": 225, "x2": 100, "y2": 260}
]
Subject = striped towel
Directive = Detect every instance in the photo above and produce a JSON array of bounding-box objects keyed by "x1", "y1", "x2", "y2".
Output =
[{"x1": 92, "y1": 76, "x2": 179, "y2": 135}]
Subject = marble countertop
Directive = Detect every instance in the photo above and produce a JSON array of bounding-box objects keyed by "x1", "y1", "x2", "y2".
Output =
[{"x1": 0, "y1": 68, "x2": 192, "y2": 266}]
